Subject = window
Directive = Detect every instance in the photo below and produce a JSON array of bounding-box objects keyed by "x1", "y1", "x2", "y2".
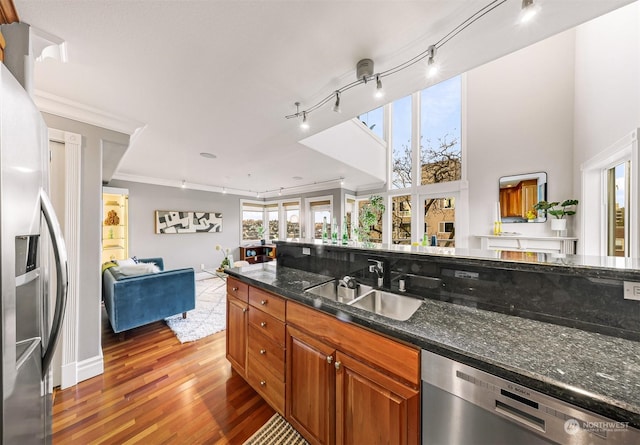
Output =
[
  {"x1": 391, "y1": 95, "x2": 412, "y2": 189},
  {"x1": 607, "y1": 161, "x2": 630, "y2": 257},
  {"x1": 284, "y1": 201, "x2": 300, "y2": 239},
  {"x1": 420, "y1": 76, "x2": 462, "y2": 185},
  {"x1": 358, "y1": 106, "x2": 384, "y2": 139},
  {"x1": 424, "y1": 197, "x2": 456, "y2": 247},
  {"x1": 357, "y1": 198, "x2": 382, "y2": 243},
  {"x1": 345, "y1": 196, "x2": 356, "y2": 240},
  {"x1": 267, "y1": 204, "x2": 279, "y2": 241},
  {"x1": 391, "y1": 195, "x2": 411, "y2": 244},
  {"x1": 241, "y1": 202, "x2": 264, "y2": 241},
  {"x1": 308, "y1": 198, "x2": 332, "y2": 240}
]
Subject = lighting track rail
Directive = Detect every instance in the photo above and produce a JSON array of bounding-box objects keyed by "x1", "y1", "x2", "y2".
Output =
[{"x1": 285, "y1": 0, "x2": 520, "y2": 125}]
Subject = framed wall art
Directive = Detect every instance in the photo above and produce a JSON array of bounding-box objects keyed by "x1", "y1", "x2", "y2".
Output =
[{"x1": 155, "y1": 210, "x2": 223, "y2": 234}]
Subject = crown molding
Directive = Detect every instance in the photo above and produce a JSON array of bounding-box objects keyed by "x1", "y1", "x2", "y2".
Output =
[{"x1": 34, "y1": 89, "x2": 146, "y2": 136}]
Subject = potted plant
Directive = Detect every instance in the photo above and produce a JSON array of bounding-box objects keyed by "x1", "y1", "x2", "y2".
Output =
[
  {"x1": 256, "y1": 225, "x2": 266, "y2": 245},
  {"x1": 533, "y1": 199, "x2": 579, "y2": 232}
]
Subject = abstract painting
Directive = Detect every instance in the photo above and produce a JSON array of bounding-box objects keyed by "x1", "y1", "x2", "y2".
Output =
[{"x1": 155, "y1": 211, "x2": 223, "y2": 234}]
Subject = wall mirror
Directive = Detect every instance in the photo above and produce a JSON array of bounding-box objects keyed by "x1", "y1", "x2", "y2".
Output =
[{"x1": 499, "y1": 172, "x2": 547, "y2": 223}]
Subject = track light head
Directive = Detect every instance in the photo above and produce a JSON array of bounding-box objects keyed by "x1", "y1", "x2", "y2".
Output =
[
  {"x1": 332, "y1": 91, "x2": 341, "y2": 113},
  {"x1": 375, "y1": 75, "x2": 384, "y2": 99},
  {"x1": 520, "y1": 0, "x2": 539, "y2": 23},
  {"x1": 427, "y1": 45, "x2": 438, "y2": 78},
  {"x1": 181, "y1": 180, "x2": 186, "y2": 188},
  {"x1": 300, "y1": 111, "x2": 309, "y2": 130}
]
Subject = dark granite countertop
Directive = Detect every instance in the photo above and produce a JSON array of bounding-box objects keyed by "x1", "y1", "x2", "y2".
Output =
[{"x1": 226, "y1": 263, "x2": 640, "y2": 429}]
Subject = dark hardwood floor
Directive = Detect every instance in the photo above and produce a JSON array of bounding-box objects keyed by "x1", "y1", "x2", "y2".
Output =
[{"x1": 53, "y1": 310, "x2": 274, "y2": 444}]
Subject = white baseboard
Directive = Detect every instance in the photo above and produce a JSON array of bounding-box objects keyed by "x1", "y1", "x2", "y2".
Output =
[
  {"x1": 60, "y1": 362, "x2": 77, "y2": 390},
  {"x1": 76, "y1": 353, "x2": 104, "y2": 384}
]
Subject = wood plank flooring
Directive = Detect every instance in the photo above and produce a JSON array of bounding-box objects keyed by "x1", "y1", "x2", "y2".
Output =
[{"x1": 53, "y1": 310, "x2": 274, "y2": 444}]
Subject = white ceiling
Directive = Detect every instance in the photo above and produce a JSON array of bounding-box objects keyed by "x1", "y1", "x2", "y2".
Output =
[{"x1": 15, "y1": 0, "x2": 635, "y2": 197}]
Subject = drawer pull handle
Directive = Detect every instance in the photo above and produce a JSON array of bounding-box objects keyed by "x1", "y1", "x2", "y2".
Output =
[
  {"x1": 232, "y1": 287, "x2": 239, "y2": 291},
  {"x1": 335, "y1": 361, "x2": 341, "y2": 371},
  {"x1": 260, "y1": 349, "x2": 266, "y2": 355},
  {"x1": 260, "y1": 299, "x2": 267, "y2": 305},
  {"x1": 242, "y1": 308, "x2": 248, "y2": 313},
  {"x1": 260, "y1": 321, "x2": 267, "y2": 328},
  {"x1": 326, "y1": 356, "x2": 333, "y2": 364},
  {"x1": 260, "y1": 380, "x2": 266, "y2": 387}
]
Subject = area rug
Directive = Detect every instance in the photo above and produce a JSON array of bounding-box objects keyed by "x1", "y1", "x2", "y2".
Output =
[
  {"x1": 165, "y1": 276, "x2": 226, "y2": 343},
  {"x1": 243, "y1": 413, "x2": 309, "y2": 445}
]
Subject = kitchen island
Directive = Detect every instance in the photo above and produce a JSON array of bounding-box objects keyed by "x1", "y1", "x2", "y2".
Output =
[{"x1": 225, "y1": 240, "x2": 640, "y2": 443}]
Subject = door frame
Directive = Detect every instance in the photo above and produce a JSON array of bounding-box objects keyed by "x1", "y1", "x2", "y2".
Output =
[{"x1": 48, "y1": 128, "x2": 81, "y2": 389}]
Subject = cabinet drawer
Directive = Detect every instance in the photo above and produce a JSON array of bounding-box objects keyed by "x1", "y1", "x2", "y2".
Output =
[
  {"x1": 249, "y1": 309, "x2": 285, "y2": 346},
  {"x1": 248, "y1": 325, "x2": 285, "y2": 379},
  {"x1": 227, "y1": 277, "x2": 248, "y2": 302},
  {"x1": 247, "y1": 358, "x2": 285, "y2": 415},
  {"x1": 249, "y1": 287, "x2": 286, "y2": 321}
]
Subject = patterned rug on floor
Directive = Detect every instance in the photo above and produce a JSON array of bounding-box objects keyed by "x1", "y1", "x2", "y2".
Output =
[
  {"x1": 165, "y1": 276, "x2": 226, "y2": 343},
  {"x1": 243, "y1": 414, "x2": 309, "y2": 445}
]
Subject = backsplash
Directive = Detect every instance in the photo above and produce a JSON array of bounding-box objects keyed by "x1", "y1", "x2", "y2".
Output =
[{"x1": 276, "y1": 241, "x2": 640, "y2": 341}]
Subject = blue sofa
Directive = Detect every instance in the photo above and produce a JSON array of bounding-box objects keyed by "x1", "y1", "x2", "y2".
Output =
[{"x1": 102, "y1": 257, "x2": 196, "y2": 335}]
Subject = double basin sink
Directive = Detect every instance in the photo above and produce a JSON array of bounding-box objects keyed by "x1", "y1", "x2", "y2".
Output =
[{"x1": 304, "y1": 280, "x2": 423, "y2": 321}]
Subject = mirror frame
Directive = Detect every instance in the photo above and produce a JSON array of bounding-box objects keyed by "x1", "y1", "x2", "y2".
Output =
[{"x1": 499, "y1": 172, "x2": 548, "y2": 223}]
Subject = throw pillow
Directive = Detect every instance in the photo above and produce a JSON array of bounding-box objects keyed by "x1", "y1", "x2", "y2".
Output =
[
  {"x1": 117, "y1": 263, "x2": 161, "y2": 276},
  {"x1": 116, "y1": 258, "x2": 137, "y2": 267}
]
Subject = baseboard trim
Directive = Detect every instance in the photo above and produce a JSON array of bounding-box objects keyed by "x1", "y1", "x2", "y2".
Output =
[
  {"x1": 76, "y1": 353, "x2": 104, "y2": 384},
  {"x1": 60, "y1": 362, "x2": 77, "y2": 390}
]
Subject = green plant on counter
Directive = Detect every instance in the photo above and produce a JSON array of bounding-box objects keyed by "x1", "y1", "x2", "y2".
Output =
[
  {"x1": 533, "y1": 199, "x2": 579, "y2": 219},
  {"x1": 356, "y1": 195, "x2": 385, "y2": 243}
]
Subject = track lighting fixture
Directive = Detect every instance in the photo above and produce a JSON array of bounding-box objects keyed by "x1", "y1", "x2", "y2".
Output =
[
  {"x1": 332, "y1": 91, "x2": 341, "y2": 113},
  {"x1": 279, "y1": 188, "x2": 283, "y2": 196},
  {"x1": 181, "y1": 180, "x2": 186, "y2": 188},
  {"x1": 300, "y1": 111, "x2": 309, "y2": 130},
  {"x1": 222, "y1": 187, "x2": 227, "y2": 194},
  {"x1": 427, "y1": 45, "x2": 438, "y2": 78},
  {"x1": 285, "y1": 0, "x2": 516, "y2": 123},
  {"x1": 520, "y1": 0, "x2": 538, "y2": 23},
  {"x1": 375, "y1": 75, "x2": 384, "y2": 99}
]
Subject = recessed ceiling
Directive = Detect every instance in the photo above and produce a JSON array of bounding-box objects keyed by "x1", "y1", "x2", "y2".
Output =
[{"x1": 15, "y1": 0, "x2": 635, "y2": 195}]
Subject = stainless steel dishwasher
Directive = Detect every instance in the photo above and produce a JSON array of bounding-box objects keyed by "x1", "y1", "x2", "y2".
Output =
[{"x1": 421, "y1": 350, "x2": 640, "y2": 445}]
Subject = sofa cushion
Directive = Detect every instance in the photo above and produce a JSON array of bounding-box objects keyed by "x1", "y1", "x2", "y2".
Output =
[{"x1": 110, "y1": 263, "x2": 161, "y2": 280}]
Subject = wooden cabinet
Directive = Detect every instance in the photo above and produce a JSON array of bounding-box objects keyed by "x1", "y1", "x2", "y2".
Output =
[
  {"x1": 286, "y1": 301, "x2": 420, "y2": 445},
  {"x1": 246, "y1": 287, "x2": 286, "y2": 414},
  {"x1": 226, "y1": 277, "x2": 249, "y2": 376},
  {"x1": 226, "y1": 280, "x2": 420, "y2": 444},
  {"x1": 101, "y1": 187, "x2": 128, "y2": 263},
  {"x1": 335, "y1": 352, "x2": 419, "y2": 445},
  {"x1": 286, "y1": 326, "x2": 335, "y2": 445},
  {"x1": 239, "y1": 244, "x2": 276, "y2": 264}
]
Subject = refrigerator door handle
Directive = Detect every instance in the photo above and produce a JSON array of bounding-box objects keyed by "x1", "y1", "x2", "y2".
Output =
[{"x1": 40, "y1": 189, "x2": 69, "y2": 377}]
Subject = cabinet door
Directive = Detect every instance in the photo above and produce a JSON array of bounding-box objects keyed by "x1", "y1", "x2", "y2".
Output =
[
  {"x1": 286, "y1": 326, "x2": 336, "y2": 445},
  {"x1": 226, "y1": 295, "x2": 248, "y2": 376},
  {"x1": 335, "y1": 352, "x2": 420, "y2": 445}
]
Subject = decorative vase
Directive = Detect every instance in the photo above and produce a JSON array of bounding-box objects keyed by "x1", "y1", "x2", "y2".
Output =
[{"x1": 551, "y1": 219, "x2": 566, "y2": 232}]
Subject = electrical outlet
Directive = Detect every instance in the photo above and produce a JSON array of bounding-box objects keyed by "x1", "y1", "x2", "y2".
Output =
[
  {"x1": 302, "y1": 247, "x2": 311, "y2": 255},
  {"x1": 200, "y1": 263, "x2": 205, "y2": 271},
  {"x1": 623, "y1": 281, "x2": 640, "y2": 301}
]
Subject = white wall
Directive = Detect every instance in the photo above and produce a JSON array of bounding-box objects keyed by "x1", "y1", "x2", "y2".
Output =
[
  {"x1": 465, "y1": 30, "x2": 576, "y2": 247},
  {"x1": 573, "y1": 2, "x2": 640, "y2": 249},
  {"x1": 107, "y1": 180, "x2": 243, "y2": 271}
]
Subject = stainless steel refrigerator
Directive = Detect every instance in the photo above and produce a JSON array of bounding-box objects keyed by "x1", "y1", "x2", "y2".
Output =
[{"x1": 0, "y1": 64, "x2": 68, "y2": 443}]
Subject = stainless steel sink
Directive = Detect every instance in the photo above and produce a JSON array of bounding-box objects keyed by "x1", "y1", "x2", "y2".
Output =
[
  {"x1": 348, "y1": 290, "x2": 422, "y2": 321},
  {"x1": 305, "y1": 281, "x2": 373, "y2": 303}
]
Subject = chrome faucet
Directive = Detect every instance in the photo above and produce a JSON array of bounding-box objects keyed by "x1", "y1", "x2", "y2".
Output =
[{"x1": 368, "y1": 259, "x2": 384, "y2": 287}]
